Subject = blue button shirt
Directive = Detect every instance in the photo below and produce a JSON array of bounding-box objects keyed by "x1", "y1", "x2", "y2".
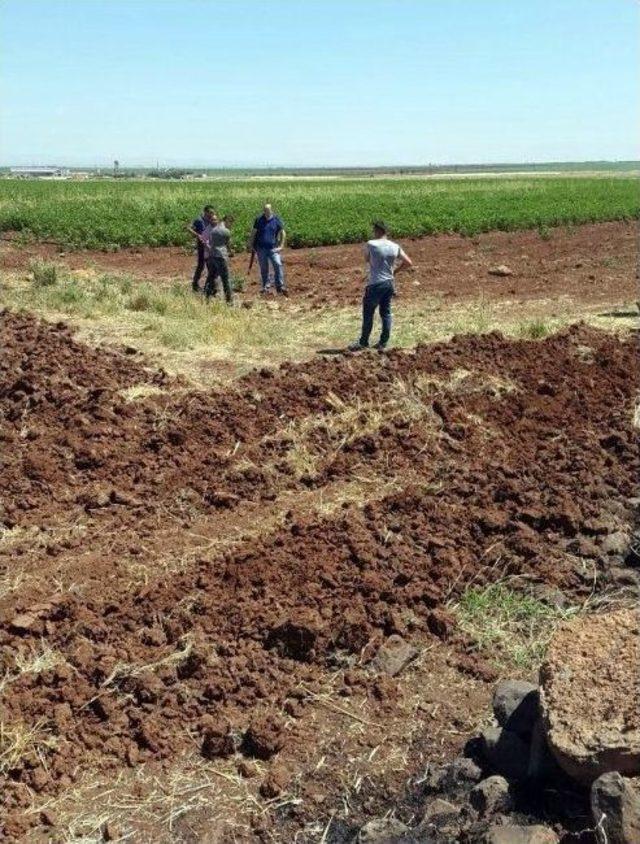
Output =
[{"x1": 254, "y1": 214, "x2": 283, "y2": 249}]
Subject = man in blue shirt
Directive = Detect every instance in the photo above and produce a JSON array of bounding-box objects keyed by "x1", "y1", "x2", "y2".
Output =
[
  {"x1": 250, "y1": 203, "x2": 287, "y2": 295},
  {"x1": 188, "y1": 205, "x2": 215, "y2": 292}
]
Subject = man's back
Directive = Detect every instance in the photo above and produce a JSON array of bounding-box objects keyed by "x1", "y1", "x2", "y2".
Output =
[
  {"x1": 206, "y1": 223, "x2": 231, "y2": 259},
  {"x1": 366, "y1": 237, "x2": 401, "y2": 286}
]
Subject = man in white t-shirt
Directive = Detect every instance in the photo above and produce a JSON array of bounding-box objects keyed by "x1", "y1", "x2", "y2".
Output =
[{"x1": 349, "y1": 220, "x2": 413, "y2": 351}]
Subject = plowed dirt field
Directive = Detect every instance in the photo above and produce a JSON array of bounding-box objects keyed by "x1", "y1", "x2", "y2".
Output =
[
  {"x1": 1, "y1": 308, "x2": 638, "y2": 840},
  {"x1": 1, "y1": 219, "x2": 637, "y2": 309}
]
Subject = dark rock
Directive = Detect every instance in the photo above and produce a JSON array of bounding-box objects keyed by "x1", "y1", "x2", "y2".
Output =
[
  {"x1": 591, "y1": 771, "x2": 640, "y2": 844},
  {"x1": 370, "y1": 634, "x2": 418, "y2": 677},
  {"x1": 492, "y1": 680, "x2": 539, "y2": 738},
  {"x1": 470, "y1": 775, "x2": 512, "y2": 815},
  {"x1": 484, "y1": 824, "x2": 559, "y2": 843},
  {"x1": 480, "y1": 726, "x2": 530, "y2": 781},
  {"x1": 527, "y1": 718, "x2": 560, "y2": 781},
  {"x1": 358, "y1": 817, "x2": 409, "y2": 842},
  {"x1": 423, "y1": 756, "x2": 483, "y2": 792}
]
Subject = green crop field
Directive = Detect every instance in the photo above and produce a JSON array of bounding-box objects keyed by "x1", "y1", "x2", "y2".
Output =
[{"x1": 0, "y1": 176, "x2": 637, "y2": 251}]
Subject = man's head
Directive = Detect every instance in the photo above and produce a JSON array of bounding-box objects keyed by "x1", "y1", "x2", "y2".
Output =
[
  {"x1": 372, "y1": 220, "x2": 388, "y2": 238},
  {"x1": 263, "y1": 203, "x2": 273, "y2": 219},
  {"x1": 203, "y1": 205, "x2": 215, "y2": 223}
]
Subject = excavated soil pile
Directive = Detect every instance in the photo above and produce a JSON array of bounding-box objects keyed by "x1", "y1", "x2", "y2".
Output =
[{"x1": 1, "y1": 311, "x2": 638, "y2": 837}]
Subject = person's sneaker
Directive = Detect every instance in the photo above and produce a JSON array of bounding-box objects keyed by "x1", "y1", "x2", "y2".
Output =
[
  {"x1": 278, "y1": 288, "x2": 289, "y2": 297},
  {"x1": 348, "y1": 341, "x2": 367, "y2": 352},
  {"x1": 374, "y1": 342, "x2": 387, "y2": 351},
  {"x1": 191, "y1": 283, "x2": 200, "y2": 293}
]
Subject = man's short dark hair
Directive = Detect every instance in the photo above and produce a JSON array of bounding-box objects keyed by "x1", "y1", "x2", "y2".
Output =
[
  {"x1": 203, "y1": 205, "x2": 213, "y2": 213},
  {"x1": 372, "y1": 220, "x2": 388, "y2": 234}
]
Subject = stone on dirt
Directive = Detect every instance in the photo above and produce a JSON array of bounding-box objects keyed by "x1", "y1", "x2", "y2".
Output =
[
  {"x1": 470, "y1": 775, "x2": 513, "y2": 815},
  {"x1": 540, "y1": 608, "x2": 640, "y2": 783},
  {"x1": 480, "y1": 726, "x2": 530, "y2": 781},
  {"x1": 591, "y1": 771, "x2": 640, "y2": 844},
  {"x1": 370, "y1": 634, "x2": 418, "y2": 677},
  {"x1": 484, "y1": 824, "x2": 559, "y2": 844},
  {"x1": 488, "y1": 265, "x2": 514, "y2": 277},
  {"x1": 358, "y1": 817, "x2": 409, "y2": 842},
  {"x1": 492, "y1": 679, "x2": 539, "y2": 738},
  {"x1": 423, "y1": 756, "x2": 483, "y2": 792}
]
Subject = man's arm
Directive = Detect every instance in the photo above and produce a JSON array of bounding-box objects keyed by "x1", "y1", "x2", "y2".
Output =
[
  {"x1": 274, "y1": 226, "x2": 286, "y2": 250},
  {"x1": 394, "y1": 248, "x2": 414, "y2": 274}
]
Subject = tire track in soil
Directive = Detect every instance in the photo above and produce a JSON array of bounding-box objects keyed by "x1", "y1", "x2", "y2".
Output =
[{"x1": 0, "y1": 311, "x2": 638, "y2": 838}]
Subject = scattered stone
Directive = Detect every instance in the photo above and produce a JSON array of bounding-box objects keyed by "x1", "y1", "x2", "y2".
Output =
[
  {"x1": 423, "y1": 756, "x2": 483, "y2": 792},
  {"x1": 484, "y1": 824, "x2": 559, "y2": 844},
  {"x1": 470, "y1": 775, "x2": 512, "y2": 815},
  {"x1": 492, "y1": 680, "x2": 539, "y2": 738},
  {"x1": 488, "y1": 265, "x2": 514, "y2": 277},
  {"x1": 480, "y1": 726, "x2": 530, "y2": 781},
  {"x1": 242, "y1": 712, "x2": 285, "y2": 760},
  {"x1": 358, "y1": 817, "x2": 409, "y2": 842},
  {"x1": 599, "y1": 531, "x2": 630, "y2": 556},
  {"x1": 422, "y1": 797, "x2": 459, "y2": 821},
  {"x1": 540, "y1": 608, "x2": 640, "y2": 782},
  {"x1": 591, "y1": 771, "x2": 640, "y2": 844},
  {"x1": 370, "y1": 634, "x2": 418, "y2": 677}
]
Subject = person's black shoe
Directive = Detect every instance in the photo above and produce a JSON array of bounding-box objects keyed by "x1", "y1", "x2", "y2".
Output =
[
  {"x1": 348, "y1": 341, "x2": 367, "y2": 352},
  {"x1": 374, "y1": 342, "x2": 388, "y2": 351},
  {"x1": 278, "y1": 288, "x2": 289, "y2": 298}
]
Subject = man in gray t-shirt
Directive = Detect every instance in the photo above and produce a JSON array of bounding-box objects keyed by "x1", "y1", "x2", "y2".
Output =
[
  {"x1": 349, "y1": 220, "x2": 413, "y2": 351},
  {"x1": 203, "y1": 215, "x2": 234, "y2": 304}
]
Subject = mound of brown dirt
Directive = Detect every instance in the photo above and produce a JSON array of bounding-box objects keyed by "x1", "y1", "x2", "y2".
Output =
[
  {"x1": 540, "y1": 608, "x2": 640, "y2": 783},
  {"x1": 1, "y1": 311, "x2": 639, "y2": 837}
]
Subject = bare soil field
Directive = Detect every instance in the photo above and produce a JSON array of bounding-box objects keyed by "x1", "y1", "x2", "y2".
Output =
[
  {"x1": 1, "y1": 307, "x2": 638, "y2": 840},
  {"x1": 1, "y1": 220, "x2": 637, "y2": 310}
]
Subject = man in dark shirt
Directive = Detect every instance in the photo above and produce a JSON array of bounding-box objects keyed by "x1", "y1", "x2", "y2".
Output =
[
  {"x1": 250, "y1": 203, "x2": 287, "y2": 295},
  {"x1": 188, "y1": 205, "x2": 215, "y2": 292}
]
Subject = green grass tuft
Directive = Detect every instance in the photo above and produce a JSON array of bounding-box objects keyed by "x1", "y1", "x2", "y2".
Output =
[{"x1": 452, "y1": 581, "x2": 581, "y2": 670}]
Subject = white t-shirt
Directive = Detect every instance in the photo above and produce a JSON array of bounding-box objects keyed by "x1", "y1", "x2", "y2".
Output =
[{"x1": 364, "y1": 238, "x2": 406, "y2": 286}]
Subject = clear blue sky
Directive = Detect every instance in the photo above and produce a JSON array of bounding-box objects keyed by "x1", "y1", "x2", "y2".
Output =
[{"x1": 1, "y1": 0, "x2": 638, "y2": 167}]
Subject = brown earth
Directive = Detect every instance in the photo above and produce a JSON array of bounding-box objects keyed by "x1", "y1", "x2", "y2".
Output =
[
  {"x1": 1, "y1": 219, "x2": 637, "y2": 309},
  {"x1": 1, "y1": 310, "x2": 639, "y2": 840}
]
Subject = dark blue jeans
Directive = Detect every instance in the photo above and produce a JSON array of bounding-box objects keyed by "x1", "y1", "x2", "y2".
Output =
[{"x1": 360, "y1": 282, "x2": 394, "y2": 347}]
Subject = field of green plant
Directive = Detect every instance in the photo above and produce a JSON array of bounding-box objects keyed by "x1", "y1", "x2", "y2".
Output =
[{"x1": 0, "y1": 176, "x2": 637, "y2": 250}]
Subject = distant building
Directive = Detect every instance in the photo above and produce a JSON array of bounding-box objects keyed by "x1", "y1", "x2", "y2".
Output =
[{"x1": 10, "y1": 166, "x2": 69, "y2": 178}]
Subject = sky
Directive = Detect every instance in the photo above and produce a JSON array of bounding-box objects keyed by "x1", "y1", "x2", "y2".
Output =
[{"x1": 1, "y1": 0, "x2": 639, "y2": 168}]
